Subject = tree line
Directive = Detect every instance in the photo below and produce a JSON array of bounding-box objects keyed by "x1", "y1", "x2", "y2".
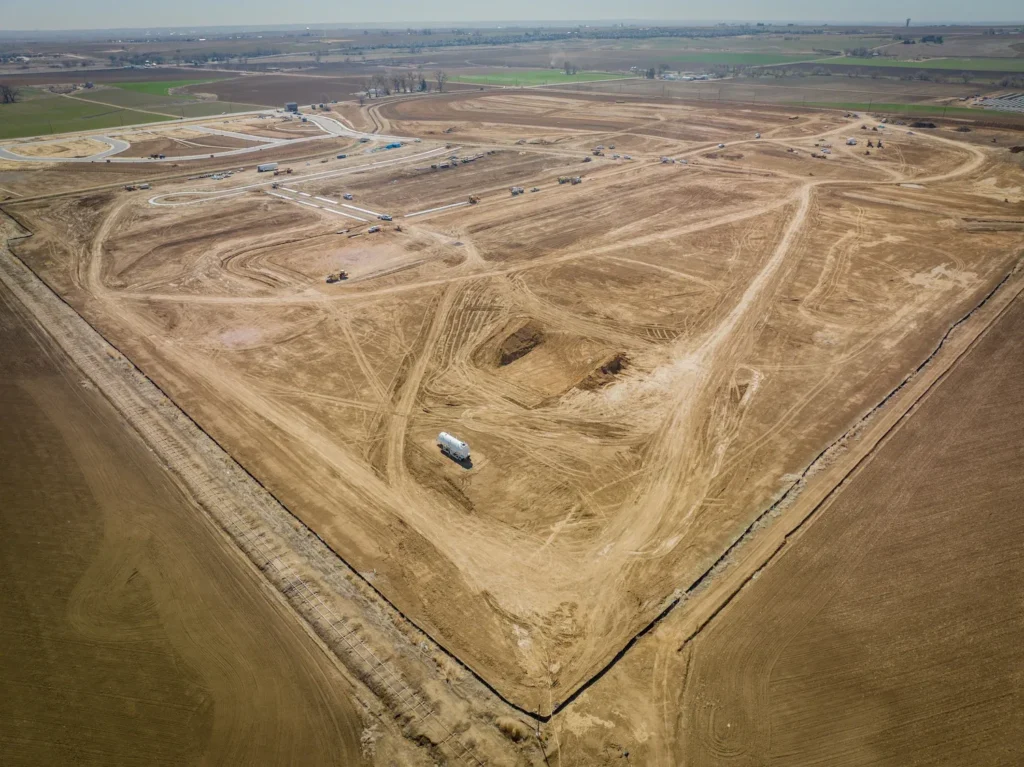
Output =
[{"x1": 360, "y1": 70, "x2": 449, "y2": 100}]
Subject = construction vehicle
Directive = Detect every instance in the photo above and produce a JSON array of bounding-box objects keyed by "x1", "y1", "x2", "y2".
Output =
[
  {"x1": 138, "y1": 183, "x2": 151, "y2": 190},
  {"x1": 325, "y1": 270, "x2": 349, "y2": 283},
  {"x1": 510, "y1": 186, "x2": 525, "y2": 196},
  {"x1": 530, "y1": 187, "x2": 540, "y2": 193},
  {"x1": 570, "y1": 176, "x2": 582, "y2": 185},
  {"x1": 468, "y1": 195, "x2": 479, "y2": 204},
  {"x1": 271, "y1": 182, "x2": 280, "y2": 189},
  {"x1": 755, "y1": 133, "x2": 761, "y2": 139},
  {"x1": 368, "y1": 225, "x2": 382, "y2": 233},
  {"x1": 124, "y1": 184, "x2": 138, "y2": 191},
  {"x1": 378, "y1": 214, "x2": 393, "y2": 221},
  {"x1": 717, "y1": 143, "x2": 726, "y2": 149},
  {"x1": 343, "y1": 193, "x2": 354, "y2": 200},
  {"x1": 558, "y1": 176, "x2": 570, "y2": 185},
  {"x1": 582, "y1": 156, "x2": 592, "y2": 163}
]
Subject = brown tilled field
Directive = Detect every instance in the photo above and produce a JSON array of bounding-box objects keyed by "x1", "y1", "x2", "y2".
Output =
[
  {"x1": 5, "y1": 91, "x2": 1024, "y2": 730},
  {"x1": 0, "y1": 242, "x2": 407, "y2": 765}
]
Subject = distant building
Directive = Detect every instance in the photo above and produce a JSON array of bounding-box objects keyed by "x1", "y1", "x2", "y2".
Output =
[{"x1": 285, "y1": 102, "x2": 298, "y2": 113}]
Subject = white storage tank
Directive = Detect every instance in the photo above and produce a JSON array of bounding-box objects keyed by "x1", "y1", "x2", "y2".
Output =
[{"x1": 437, "y1": 432, "x2": 470, "y2": 461}]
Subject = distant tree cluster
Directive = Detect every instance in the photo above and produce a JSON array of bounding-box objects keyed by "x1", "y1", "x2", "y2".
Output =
[
  {"x1": 361, "y1": 70, "x2": 437, "y2": 98},
  {"x1": 0, "y1": 83, "x2": 19, "y2": 104}
]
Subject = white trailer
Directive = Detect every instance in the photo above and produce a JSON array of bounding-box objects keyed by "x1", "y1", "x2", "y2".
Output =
[
  {"x1": 257, "y1": 162, "x2": 279, "y2": 172},
  {"x1": 437, "y1": 432, "x2": 470, "y2": 461}
]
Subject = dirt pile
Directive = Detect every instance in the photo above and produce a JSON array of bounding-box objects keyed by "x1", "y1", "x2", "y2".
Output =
[
  {"x1": 578, "y1": 352, "x2": 629, "y2": 390},
  {"x1": 497, "y1": 321, "x2": 545, "y2": 365}
]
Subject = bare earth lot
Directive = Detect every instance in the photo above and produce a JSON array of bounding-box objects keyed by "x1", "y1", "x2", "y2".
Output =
[
  {"x1": 6, "y1": 91, "x2": 1024, "y2": 724},
  {"x1": 0, "y1": 251, "x2": 375, "y2": 765}
]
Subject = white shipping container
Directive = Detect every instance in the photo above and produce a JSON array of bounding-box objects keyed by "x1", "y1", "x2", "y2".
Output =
[
  {"x1": 257, "y1": 162, "x2": 279, "y2": 172},
  {"x1": 437, "y1": 432, "x2": 470, "y2": 461}
]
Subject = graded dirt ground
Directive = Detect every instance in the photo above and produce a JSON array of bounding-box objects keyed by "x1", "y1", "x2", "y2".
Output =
[
  {"x1": 553, "y1": 279, "x2": 1024, "y2": 766},
  {"x1": 6, "y1": 90, "x2": 1024, "y2": 719},
  {"x1": 5, "y1": 137, "x2": 112, "y2": 158},
  {"x1": 0, "y1": 268, "x2": 375, "y2": 765}
]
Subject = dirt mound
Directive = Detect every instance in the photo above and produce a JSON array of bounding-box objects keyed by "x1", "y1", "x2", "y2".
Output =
[
  {"x1": 497, "y1": 321, "x2": 545, "y2": 366},
  {"x1": 577, "y1": 352, "x2": 629, "y2": 390}
]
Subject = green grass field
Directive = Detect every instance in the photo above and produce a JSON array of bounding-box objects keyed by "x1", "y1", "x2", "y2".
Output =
[
  {"x1": 116, "y1": 78, "x2": 227, "y2": 96},
  {"x1": 817, "y1": 56, "x2": 1024, "y2": 72},
  {"x1": 0, "y1": 95, "x2": 173, "y2": 140},
  {"x1": 801, "y1": 101, "x2": 991, "y2": 117},
  {"x1": 450, "y1": 70, "x2": 630, "y2": 86},
  {"x1": 78, "y1": 87, "x2": 182, "y2": 111},
  {"x1": 669, "y1": 52, "x2": 829, "y2": 66}
]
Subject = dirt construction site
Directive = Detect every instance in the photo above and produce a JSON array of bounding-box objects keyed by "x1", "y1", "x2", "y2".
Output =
[{"x1": 3, "y1": 86, "x2": 1024, "y2": 764}]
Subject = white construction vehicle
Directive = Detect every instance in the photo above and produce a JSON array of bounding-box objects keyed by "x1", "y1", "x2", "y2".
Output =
[{"x1": 437, "y1": 432, "x2": 470, "y2": 461}]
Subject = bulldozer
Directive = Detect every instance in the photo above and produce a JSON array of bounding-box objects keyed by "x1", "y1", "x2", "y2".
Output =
[
  {"x1": 325, "y1": 270, "x2": 349, "y2": 284},
  {"x1": 468, "y1": 195, "x2": 479, "y2": 204}
]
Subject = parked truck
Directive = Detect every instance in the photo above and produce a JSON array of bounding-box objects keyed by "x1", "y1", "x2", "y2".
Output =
[{"x1": 437, "y1": 432, "x2": 470, "y2": 462}]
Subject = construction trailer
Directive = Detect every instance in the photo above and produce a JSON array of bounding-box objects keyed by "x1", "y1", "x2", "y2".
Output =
[
  {"x1": 257, "y1": 162, "x2": 279, "y2": 172},
  {"x1": 437, "y1": 432, "x2": 470, "y2": 461}
]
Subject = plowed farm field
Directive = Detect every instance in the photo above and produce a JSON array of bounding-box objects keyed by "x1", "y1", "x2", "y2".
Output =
[
  {"x1": 0, "y1": 246, "x2": 371, "y2": 765},
  {"x1": 7, "y1": 91, "x2": 1024, "y2": 718}
]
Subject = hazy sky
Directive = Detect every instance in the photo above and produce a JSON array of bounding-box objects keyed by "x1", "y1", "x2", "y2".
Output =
[{"x1": 4, "y1": 0, "x2": 1022, "y2": 31}]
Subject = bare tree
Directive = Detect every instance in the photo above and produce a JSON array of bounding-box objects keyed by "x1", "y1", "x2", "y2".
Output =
[
  {"x1": 434, "y1": 70, "x2": 449, "y2": 92},
  {"x1": 372, "y1": 73, "x2": 390, "y2": 96},
  {"x1": 0, "y1": 83, "x2": 20, "y2": 104}
]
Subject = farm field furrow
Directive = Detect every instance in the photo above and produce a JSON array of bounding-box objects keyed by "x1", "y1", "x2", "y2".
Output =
[{"x1": 0, "y1": 252, "x2": 372, "y2": 766}]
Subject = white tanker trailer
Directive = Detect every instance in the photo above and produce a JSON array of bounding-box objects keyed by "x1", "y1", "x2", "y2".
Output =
[{"x1": 437, "y1": 432, "x2": 470, "y2": 461}]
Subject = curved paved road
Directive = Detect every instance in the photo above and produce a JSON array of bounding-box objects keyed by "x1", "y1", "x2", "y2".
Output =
[
  {"x1": 0, "y1": 111, "x2": 412, "y2": 165},
  {"x1": 0, "y1": 135, "x2": 130, "y2": 163}
]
